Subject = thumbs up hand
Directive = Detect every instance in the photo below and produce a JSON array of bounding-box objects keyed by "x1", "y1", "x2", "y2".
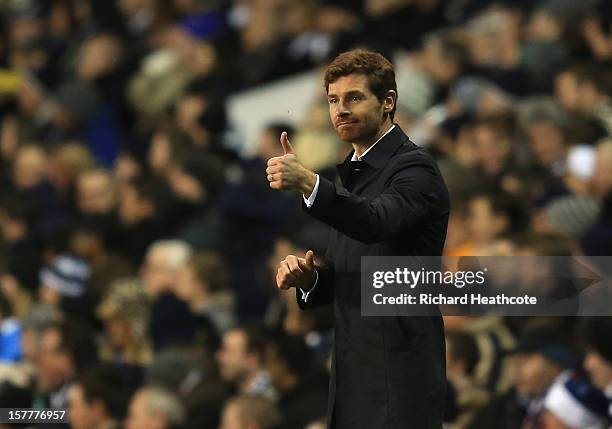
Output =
[
  {"x1": 276, "y1": 250, "x2": 317, "y2": 290},
  {"x1": 266, "y1": 131, "x2": 317, "y2": 195}
]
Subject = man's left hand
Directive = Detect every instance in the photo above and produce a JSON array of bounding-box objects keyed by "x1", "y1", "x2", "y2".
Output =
[{"x1": 266, "y1": 131, "x2": 317, "y2": 195}]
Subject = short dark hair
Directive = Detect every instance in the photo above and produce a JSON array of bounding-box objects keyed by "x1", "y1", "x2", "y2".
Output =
[
  {"x1": 74, "y1": 365, "x2": 129, "y2": 419},
  {"x1": 446, "y1": 330, "x2": 480, "y2": 375},
  {"x1": 562, "y1": 63, "x2": 612, "y2": 94},
  {"x1": 583, "y1": 317, "x2": 612, "y2": 363},
  {"x1": 324, "y1": 49, "x2": 397, "y2": 120},
  {"x1": 47, "y1": 320, "x2": 98, "y2": 369},
  {"x1": 473, "y1": 112, "x2": 516, "y2": 140},
  {"x1": 470, "y1": 190, "x2": 528, "y2": 234},
  {"x1": 188, "y1": 251, "x2": 230, "y2": 293},
  {"x1": 233, "y1": 325, "x2": 268, "y2": 362},
  {"x1": 266, "y1": 331, "x2": 311, "y2": 376}
]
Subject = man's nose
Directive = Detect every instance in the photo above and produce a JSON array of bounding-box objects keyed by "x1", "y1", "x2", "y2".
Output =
[{"x1": 336, "y1": 103, "x2": 350, "y2": 118}]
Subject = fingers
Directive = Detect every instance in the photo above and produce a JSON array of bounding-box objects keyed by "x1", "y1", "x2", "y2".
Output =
[
  {"x1": 280, "y1": 131, "x2": 295, "y2": 155},
  {"x1": 267, "y1": 164, "x2": 282, "y2": 188},
  {"x1": 266, "y1": 166, "x2": 282, "y2": 177},
  {"x1": 267, "y1": 157, "x2": 282, "y2": 167},
  {"x1": 276, "y1": 270, "x2": 290, "y2": 290},
  {"x1": 267, "y1": 153, "x2": 299, "y2": 190},
  {"x1": 286, "y1": 255, "x2": 304, "y2": 275},
  {"x1": 276, "y1": 255, "x2": 305, "y2": 289}
]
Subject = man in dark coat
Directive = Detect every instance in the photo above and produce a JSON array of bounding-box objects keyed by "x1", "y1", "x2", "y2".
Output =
[{"x1": 266, "y1": 49, "x2": 450, "y2": 428}]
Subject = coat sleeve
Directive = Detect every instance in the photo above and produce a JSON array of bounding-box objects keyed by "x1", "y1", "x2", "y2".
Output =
[
  {"x1": 304, "y1": 153, "x2": 447, "y2": 244},
  {"x1": 296, "y1": 261, "x2": 334, "y2": 309}
]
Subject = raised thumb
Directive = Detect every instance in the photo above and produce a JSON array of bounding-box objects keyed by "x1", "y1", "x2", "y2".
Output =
[
  {"x1": 304, "y1": 250, "x2": 314, "y2": 269},
  {"x1": 280, "y1": 131, "x2": 295, "y2": 155}
]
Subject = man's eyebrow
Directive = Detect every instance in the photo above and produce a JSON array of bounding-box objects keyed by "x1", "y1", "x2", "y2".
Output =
[{"x1": 327, "y1": 90, "x2": 365, "y2": 98}]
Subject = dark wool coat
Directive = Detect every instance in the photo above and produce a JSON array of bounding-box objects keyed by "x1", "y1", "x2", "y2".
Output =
[{"x1": 298, "y1": 125, "x2": 450, "y2": 429}]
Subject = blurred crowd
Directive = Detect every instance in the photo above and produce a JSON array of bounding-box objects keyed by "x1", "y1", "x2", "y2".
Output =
[{"x1": 0, "y1": 0, "x2": 611, "y2": 428}]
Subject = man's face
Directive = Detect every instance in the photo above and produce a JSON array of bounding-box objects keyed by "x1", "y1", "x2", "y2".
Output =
[
  {"x1": 68, "y1": 384, "x2": 98, "y2": 429},
  {"x1": 555, "y1": 72, "x2": 579, "y2": 112},
  {"x1": 104, "y1": 316, "x2": 132, "y2": 349},
  {"x1": 468, "y1": 197, "x2": 507, "y2": 243},
  {"x1": 540, "y1": 410, "x2": 573, "y2": 429},
  {"x1": 140, "y1": 248, "x2": 177, "y2": 296},
  {"x1": 216, "y1": 330, "x2": 250, "y2": 383},
  {"x1": 584, "y1": 350, "x2": 612, "y2": 391},
  {"x1": 77, "y1": 172, "x2": 115, "y2": 215},
  {"x1": 13, "y1": 146, "x2": 47, "y2": 190},
  {"x1": 513, "y1": 353, "x2": 561, "y2": 398},
  {"x1": 327, "y1": 74, "x2": 390, "y2": 144},
  {"x1": 527, "y1": 121, "x2": 566, "y2": 167},
  {"x1": 473, "y1": 125, "x2": 509, "y2": 174},
  {"x1": 591, "y1": 146, "x2": 612, "y2": 197},
  {"x1": 125, "y1": 391, "x2": 163, "y2": 429},
  {"x1": 77, "y1": 36, "x2": 118, "y2": 80},
  {"x1": 175, "y1": 263, "x2": 198, "y2": 301},
  {"x1": 36, "y1": 328, "x2": 71, "y2": 393}
]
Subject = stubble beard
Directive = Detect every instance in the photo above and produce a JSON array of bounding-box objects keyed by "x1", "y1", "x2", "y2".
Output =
[{"x1": 335, "y1": 120, "x2": 380, "y2": 146}]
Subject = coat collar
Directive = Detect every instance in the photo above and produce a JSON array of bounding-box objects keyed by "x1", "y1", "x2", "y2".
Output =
[{"x1": 337, "y1": 123, "x2": 408, "y2": 171}]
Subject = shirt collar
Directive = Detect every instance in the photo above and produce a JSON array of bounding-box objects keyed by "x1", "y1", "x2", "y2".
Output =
[{"x1": 351, "y1": 124, "x2": 396, "y2": 161}]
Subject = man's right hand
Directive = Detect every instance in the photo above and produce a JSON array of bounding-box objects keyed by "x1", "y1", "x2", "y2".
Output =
[{"x1": 276, "y1": 250, "x2": 316, "y2": 290}]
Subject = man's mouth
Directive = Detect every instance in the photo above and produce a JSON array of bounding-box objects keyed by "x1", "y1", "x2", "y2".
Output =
[{"x1": 337, "y1": 120, "x2": 356, "y2": 128}]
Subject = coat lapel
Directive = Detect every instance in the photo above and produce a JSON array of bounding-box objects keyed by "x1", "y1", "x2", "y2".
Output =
[{"x1": 335, "y1": 124, "x2": 411, "y2": 192}]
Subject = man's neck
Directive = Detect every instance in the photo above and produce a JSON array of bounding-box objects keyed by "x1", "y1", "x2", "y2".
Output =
[{"x1": 352, "y1": 119, "x2": 394, "y2": 158}]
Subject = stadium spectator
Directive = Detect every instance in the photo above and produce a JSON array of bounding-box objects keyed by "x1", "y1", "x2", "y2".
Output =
[
  {"x1": 116, "y1": 178, "x2": 167, "y2": 265},
  {"x1": 145, "y1": 346, "x2": 231, "y2": 429},
  {"x1": 32, "y1": 320, "x2": 98, "y2": 414},
  {"x1": 540, "y1": 375, "x2": 610, "y2": 429},
  {"x1": 218, "y1": 394, "x2": 282, "y2": 429},
  {"x1": 125, "y1": 386, "x2": 186, "y2": 429},
  {"x1": 75, "y1": 168, "x2": 117, "y2": 221},
  {"x1": 175, "y1": 251, "x2": 235, "y2": 334},
  {"x1": 263, "y1": 331, "x2": 328, "y2": 429},
  {"x1": 68, "y1": 223, "x2": 134, "y2": 295},
  {"x1": 216, "y1": 325, "x2": 276, "y2": 400},
  {"x1": 445, "y1": 330, "x2": 489, "y2": 429},
  {"x1": 583, "y1": 317, "x2": 612, "y2": 418},
  {"x1": 67, "y1": 365, "x2": 130, "y2": 429},
  {"x1": 467, "y1": 320, "x2": 579, "y2": 429},
  {"x1": 140, "y1": 241, "x2": 208, "y2": 352},
  {"x1": 47, "y1": 143, "x2": 96, "y2": 197},
  {"x1": 467, "y1": 191, "x2": 527, "y2": 254},
  {"x1": 96, "y1": 278, "x2": 152, "y2": 366}
]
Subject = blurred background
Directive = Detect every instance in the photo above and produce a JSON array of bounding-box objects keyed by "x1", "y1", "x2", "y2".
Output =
[{"x1": 0, "y1": 0, "x2": 611, "y2": 428}]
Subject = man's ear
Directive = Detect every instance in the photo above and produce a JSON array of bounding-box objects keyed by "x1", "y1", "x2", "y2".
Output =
[{"x1": 383, "y1": 90, "x2": 397, "y2": 115}]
